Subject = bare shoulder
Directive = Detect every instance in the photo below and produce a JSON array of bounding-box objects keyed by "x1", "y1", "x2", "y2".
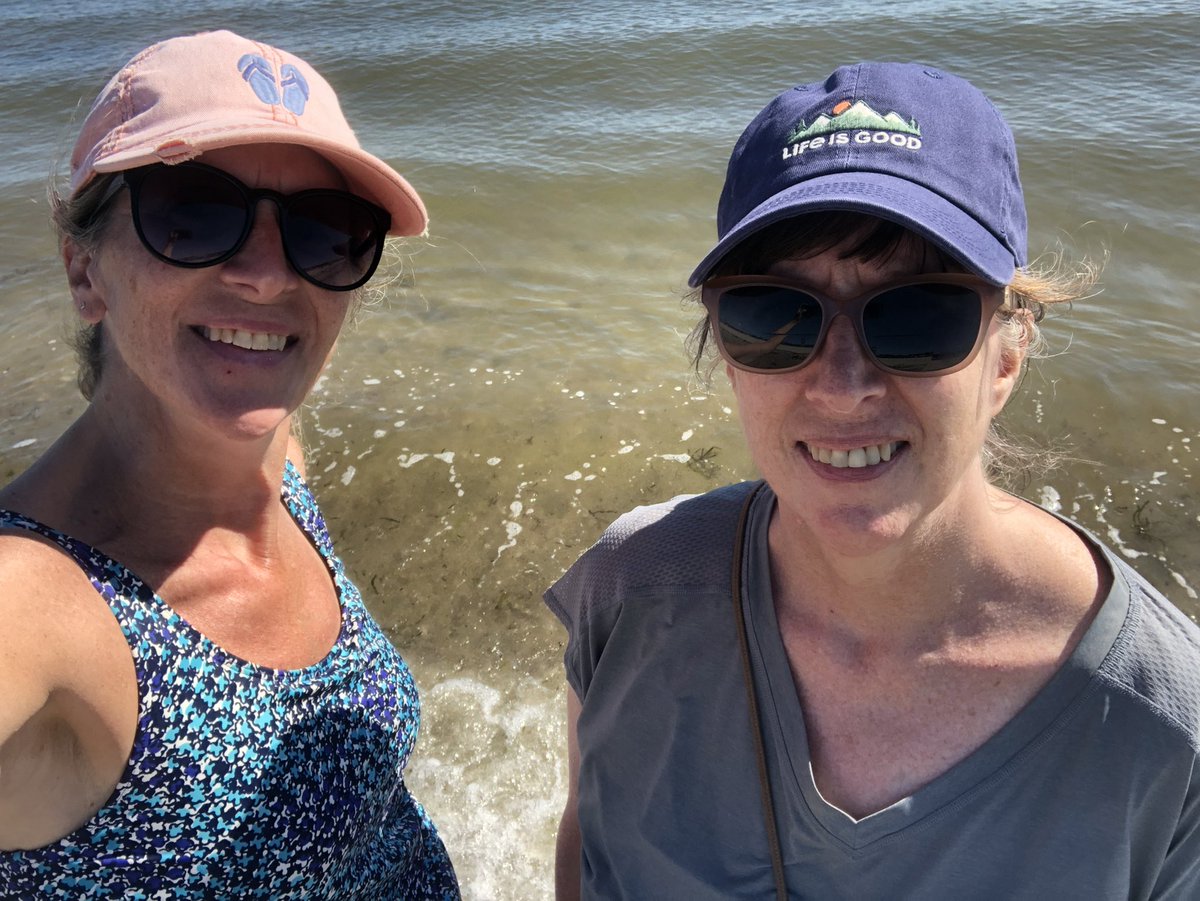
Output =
[
  {"x1": 0, "y1": 528, "x2": 138, "y2": 846},
  {"x1": 0, "y1": 531, "x2": 90, "y2": 665},
  {"x1": 0, "y1": 529, "x2": 135, "y2": 746}
]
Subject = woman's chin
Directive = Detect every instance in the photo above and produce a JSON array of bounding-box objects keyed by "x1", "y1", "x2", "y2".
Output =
[
  {"x1": 806, "y1": 504, "x2": 920, "y2": 556},
  {"x1": 188, "y1": 403, "x2": 294, "y2": 446},
  {"x1": 227, "y1": 411, "x2": 294, "y2": 443}
]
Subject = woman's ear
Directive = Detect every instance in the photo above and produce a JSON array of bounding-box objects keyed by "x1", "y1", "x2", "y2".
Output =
[
  {"x1": 63, "y1": 238, "x2": 107, "y2": 325},
  {"x1": 990, "y1": 308, "x2": 1033, "y2": 413}
]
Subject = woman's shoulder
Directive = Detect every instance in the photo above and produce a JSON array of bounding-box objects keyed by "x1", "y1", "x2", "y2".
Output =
[
  {"x1": 602, "y1": 481, "x2": 757, "y2": 541},
  {"x1": 573, "y1": 481, "x2": 756, "y2": 573},
  {"x1": 0, "y1": 516, "x2": 101, "y2": 614},
  {"x1": 1098, "y1": 552, "x2": 1200, "y2": 742},
  {"x1": 1028, "y1": 503, "x2": 1200, "y2": 746},
  {"x1": 0, "y1": 522, "x2": 138, "y2": 839},
  {"x1": 545, "y1": 481, "x2": 759, "y2": 623},
  {"x1": 0, "y1": 519, "x2": 131, "y2": 678}
]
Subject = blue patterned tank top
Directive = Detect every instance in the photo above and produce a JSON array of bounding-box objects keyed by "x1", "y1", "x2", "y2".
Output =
[{"x1": 0, "y1": 461, "x2": 459, "y2": 899}]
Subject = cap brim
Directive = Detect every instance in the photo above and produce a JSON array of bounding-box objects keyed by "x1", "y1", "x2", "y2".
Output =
[
  {"x1": 90, "y1": 126, "x2": 428, "y2": 238},
  {"x1": 688, "y1": 172, "x2": 1015, "y2": 287}
]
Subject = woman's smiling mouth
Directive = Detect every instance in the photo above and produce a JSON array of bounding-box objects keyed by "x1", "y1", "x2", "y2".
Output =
[
  {"x1": 805, "y1": 441, "x2": 901, "y2": 468},
  {"x1": 199, "y1": 326, "x2": 290, "y2": 351}
]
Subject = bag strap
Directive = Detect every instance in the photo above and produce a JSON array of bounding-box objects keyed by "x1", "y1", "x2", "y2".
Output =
[{"x1": 731, "y1": 481, "x2": 787, "y2": 899}]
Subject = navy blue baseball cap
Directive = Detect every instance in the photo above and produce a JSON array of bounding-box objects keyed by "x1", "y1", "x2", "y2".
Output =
[{"x1": 689, "y1": 62, "x2": 1027, "y2": 287}]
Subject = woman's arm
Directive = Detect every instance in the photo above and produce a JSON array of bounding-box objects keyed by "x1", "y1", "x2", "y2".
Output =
[
  {"x1": 555, "y1": 688, "x2": 583, "y2": 901},
  {"x1": 0, "y1": 539, "x2": 137, "y2": 849},
  {"x1": 0, "y1": 615, "x2": 56, "y2": 847}
]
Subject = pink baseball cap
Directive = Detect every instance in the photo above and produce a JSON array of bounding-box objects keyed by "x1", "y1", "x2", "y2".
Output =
[{"x1": 69, "y1": 30, "x2": 427, "y2": 236}]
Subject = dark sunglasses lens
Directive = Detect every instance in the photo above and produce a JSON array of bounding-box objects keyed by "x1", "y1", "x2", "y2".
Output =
[
  {"x1": 864, "y1": 283, "x2": 983, "y2": 373},
  {"x1": 134, "y1": 166, "x2": 248, "y2": 264},
  {"x1": 283, "y1": 193, "x2": 384, "y2": 289},
  {"x1": 717, "y1": 285, "x2": 823, "y2": 371}
]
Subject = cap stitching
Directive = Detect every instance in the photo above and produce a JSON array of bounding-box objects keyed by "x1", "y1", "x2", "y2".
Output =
[{"x1": 982, "y1": 97, "x2": 1017, "y2": 257}]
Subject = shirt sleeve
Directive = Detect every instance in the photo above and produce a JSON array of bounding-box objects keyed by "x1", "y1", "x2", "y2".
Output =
[{"x1": 1151, "y1": 768, "x2": 1200, "y2": 899}]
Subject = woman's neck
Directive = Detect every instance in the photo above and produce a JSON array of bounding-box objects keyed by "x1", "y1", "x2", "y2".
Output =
[
  {"x1": 767, "y1": 482, "x2": 1036, "y2": 645},
  {"x1": 0, "y1": 404, "x2": 295, "y2": 569}
]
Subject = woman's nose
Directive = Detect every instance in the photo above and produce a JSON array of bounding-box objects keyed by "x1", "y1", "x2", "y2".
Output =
[
  {"x1": 219, "y1": 200, "x2": 302, "y2": 300},
  {"x1": 802, "y1": 314, "x2": 887, "y2": 411}
]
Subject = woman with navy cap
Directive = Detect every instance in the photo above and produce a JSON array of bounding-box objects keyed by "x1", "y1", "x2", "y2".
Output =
[
  {"x1": 547, "y1": 62, "x2": 1200, "y2": 899},
  {"x1": 0, "y1": 31, "x2": 458, "y2": 898}
]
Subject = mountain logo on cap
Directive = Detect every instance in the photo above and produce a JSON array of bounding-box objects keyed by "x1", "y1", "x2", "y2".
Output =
[
  {"x1": 237, "y1": 54, "x2": 310, "y2": 115},
  {"x1": 786, "y1": 99, "x2": 920, "y2": 144}
]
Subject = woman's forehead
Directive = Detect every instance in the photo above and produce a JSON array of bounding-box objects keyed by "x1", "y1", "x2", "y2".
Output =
[
  {"x1": 766, "y1": 231, "x2": 951, "y2": 285},
  {"x1": 718, "y1": 212, "x2": 961, "y2": 279}
]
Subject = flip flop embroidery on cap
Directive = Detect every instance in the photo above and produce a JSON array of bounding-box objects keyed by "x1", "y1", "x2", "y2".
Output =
[
  {"x1": 237, "y1": 54, "x2": 281, "y2": 105},
  {"x1": 237, "y1": 54, "x2": 309, "y2": 116},
  {"x1": 279, "y1": 64, "x2": 309, "y2": 115}
]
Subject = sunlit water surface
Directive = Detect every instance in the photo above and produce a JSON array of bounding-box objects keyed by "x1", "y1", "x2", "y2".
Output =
[{"x1": 1, "y1": 1, "x2": 1198, "y2": 897}]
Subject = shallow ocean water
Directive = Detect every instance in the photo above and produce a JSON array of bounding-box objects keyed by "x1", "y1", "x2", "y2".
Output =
[{"x1": 1, "y1": 1, "x2": 1198, "y2": 896}]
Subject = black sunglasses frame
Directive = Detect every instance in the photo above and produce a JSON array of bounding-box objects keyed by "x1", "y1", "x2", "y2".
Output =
[
  {"x1": 116, "y1": 162, "x2": 391, "y2": 292},
  {"x1": 701, "y1": 273, "x2": 1007, "y2": 377}
]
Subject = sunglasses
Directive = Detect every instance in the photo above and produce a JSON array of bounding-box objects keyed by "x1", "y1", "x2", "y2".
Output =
[
  {"x1": 701, "y1": 273, "x2": 1007, "y2": 377},
  {"x1": 113, "y1": 162, "x2": 391, "y2": 291}
]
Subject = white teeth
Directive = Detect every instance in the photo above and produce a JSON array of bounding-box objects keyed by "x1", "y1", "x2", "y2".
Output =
[
  {"x1": 809, "y1": 441, "x2": 899, "y2": 469},
  {"x1": 203, "y1": 326, "x2": 288, "y2": 351}
]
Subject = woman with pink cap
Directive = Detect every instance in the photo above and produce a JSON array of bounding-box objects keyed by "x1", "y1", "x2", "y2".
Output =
[
  {"x1": 0, "y1": 31, "x2": 458, "y2": 898},
  {"x1": 547, "y1": 62, "x2": 1200, "y2": 899}
]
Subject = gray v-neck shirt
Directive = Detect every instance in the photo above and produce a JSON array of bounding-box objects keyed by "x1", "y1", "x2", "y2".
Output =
[{"x1": 547, "y1": 481, "x2": 1200, "y2": 899}]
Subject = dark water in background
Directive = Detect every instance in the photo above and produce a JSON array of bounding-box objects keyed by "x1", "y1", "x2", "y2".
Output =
[{"x1": 2, "y1": 1, "x2": 1198, "y2": 896}]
